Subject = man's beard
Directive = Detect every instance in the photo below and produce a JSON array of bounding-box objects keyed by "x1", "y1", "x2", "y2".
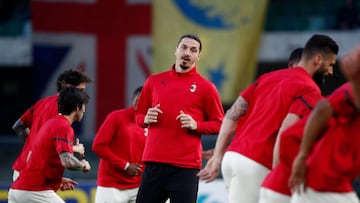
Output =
[
  {"x1": 312, "y1": 71, "x2": 326, "y2": 88},
  {"x1": 180, "y1": 63, "x2": 190, "y2": 70}
]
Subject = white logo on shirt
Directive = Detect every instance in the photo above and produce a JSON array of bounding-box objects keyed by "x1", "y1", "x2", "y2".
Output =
[{"x1": 190, "y1": 83, "x2": 197, "y2": 93}]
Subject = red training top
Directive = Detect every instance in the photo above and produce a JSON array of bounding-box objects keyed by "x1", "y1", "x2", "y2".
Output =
[
  {"x1": 262, "y1": 82, "x2": 355, "y2": 195},
  {"x1": 306, "y1": 82, "x2": 360, "y2": 192},
  {"x1": 92, "y1": 106, "x2": 146, "y2": 189},
  {"x1": 261, "y1": 117, "x2": 308, "y2": 195},
  {"x1": 11, "y1": 115, "x2": 74, "y2": 191},
  {"x1": 135, "y1": 65, "x2": 224, "y2": 169},
  {"x1": 13, "y1": 94, "x2": 58, "y2": 171},
  {"x1": 227, "y1": 67, "x2": 321, "y2": 169}
]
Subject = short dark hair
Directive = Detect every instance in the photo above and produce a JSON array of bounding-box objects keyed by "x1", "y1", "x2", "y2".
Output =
[
  {"x1": 303, "y1": 34, "x2": 339, "y2": 59},
  {"x1": 58, "y1": 86, "x2": 90, "y2": 115},
  {"x1": 56, "y1": 69, "x2": 92, "y2": 92},
  {"x1": 288, "y1": 48, "x2": 303, "y2": 67},
  {"x1": 289, "y1": 48, "x2": 303, "y2": 62},
  {"x1": 177, "y1": 34, "x2": 202, "y2": 52}
]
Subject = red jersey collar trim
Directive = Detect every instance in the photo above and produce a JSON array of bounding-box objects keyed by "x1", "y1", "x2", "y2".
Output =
[{"x1": 170, "y1": 64, "x2": 197, "y2": 76}]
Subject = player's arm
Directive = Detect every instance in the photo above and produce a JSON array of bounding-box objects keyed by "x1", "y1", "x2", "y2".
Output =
[
  {"x1": 198, "y1": 96, "x2": 248, "y2": 182},
  {"x1": 190, "y1": 84, "x2": 224, "y2": 134},
  {"x1": 214, "y1": 95, "x2": 248, "y2": 159},
  {"x1": 273, "y1": 113, "x2": 301, "y2": 167},
  {"x1": 12, "y1": 119, "x2": 30, "y2": 139},
  {"x1": 59, "y1": 152, "x2": 90, "y2": 172},
  {"x1": 202, "y1": 148, "x2": 215, "y2": 160},
  {"x1": 92, "y1": 114, "x2": 129, "y2": 170},
  {"x1": 289, "y1": 99, "x2": 333, "y2": 193}
]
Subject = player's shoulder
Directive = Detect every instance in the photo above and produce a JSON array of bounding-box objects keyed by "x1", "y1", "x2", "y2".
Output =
[
  {"x1": 150, "y1": 69, "x2": 170, "y2": 78},
  {"x1": 335, "y1": 82, "x2": 351, "y2": 93},
  {"x1": 50, "y1": 115, "x2": 67, "y2": 123},
  {"x1": 326, "y1": 82, "x2": 352, "y2": 101},
  {"x1": 186, "y1": 70, "x2": 213, "y2": 85},
  {"x1": 254, "y1": 68, "x2": 289, "y2": 85},
  {"x1": 41, "y1": 116, "x2": 67, "y2": 130},
  {"x1": 273, "y1": 67, "x2": 300, "y2": 77},
  {"x1": 37, "y1": 94, "x2": 58, "y2": 104},
  {"x1": 271, "y1": 67, "x2": 310, "y2": 82},
  {"x1": 108, "y1": 109, "x2": 127, "y2": 117}
]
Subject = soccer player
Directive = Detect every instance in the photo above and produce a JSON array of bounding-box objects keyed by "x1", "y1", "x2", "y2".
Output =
[
  {"x1": 8, "y1": 87, "x2": 91, "y2": 203},
  {"x1": 135, "y1": 34, "x2": 224, "y2": 203},
  {"x1": 289, "y1": 47, "x2": 360, "y2": 203},
  {"x1": 259, "y1": 47, "x2": 360, "y2": 203},
  {"x1": 92, "y1": 86, "x2": 146, "y2": 203},
  {"x1": 11, "y1": 69, "x2": 92, "y2": 188},
  {"x1": 198, "y1": 34, "x2": 338, "y2": 203},
  {"x1": 201, "y1": 47, "x2": 304, "y2": 162}
]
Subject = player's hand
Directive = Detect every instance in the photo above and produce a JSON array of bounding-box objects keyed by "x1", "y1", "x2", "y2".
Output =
[
  {"x1": 197, "y1": 156, "x2": 220, "y2": 183},
  {"x1": 73, "y1": 138, "x2": 85, "y2": 157},
  {"x1": 125, "y1": 163, "x2": 143, "y2": 176},
  {"x1": 144, "y1": 104, "x2": 162, "y2": 125},
  {"x1": 81, "y1": 159, "x2": 91, "y2": 173},
  {"x1": 176, "y1": 110, "x2": 197, "y2": 130},
  {"x1": 60, "y1": 177, "x2": 78, "y2": 191},
  {"x1": 288, "y1": 154, "x2": 307, "y2": 194}
]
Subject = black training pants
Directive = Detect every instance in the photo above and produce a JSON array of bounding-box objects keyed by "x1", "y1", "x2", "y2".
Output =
[{"x1": 136, "y1": 162, "x2": 199, "y2": 203}]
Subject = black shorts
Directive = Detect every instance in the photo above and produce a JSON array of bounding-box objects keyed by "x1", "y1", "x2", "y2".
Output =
[{"x1": 136, "y1": 162, "x2": 200, "y2": 203}]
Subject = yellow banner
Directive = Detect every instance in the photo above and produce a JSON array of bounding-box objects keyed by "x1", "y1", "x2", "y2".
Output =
[{"x1": 153, "y1": 0, "x2": 268, "y2": 104}]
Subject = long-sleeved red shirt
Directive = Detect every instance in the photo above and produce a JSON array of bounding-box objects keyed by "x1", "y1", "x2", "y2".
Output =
[
  {"x1": 13, "y1": 94, "x2": 59, "y2": 171},
  {"x1": 92, "y1": 106, "x2": 146, "y2": 189},
  {"x1": 135, "y1": 66, "x2": 224, "y2": 169},
  {"x1": 11, "y1": 115, "x2": 74, "y2": 191}
]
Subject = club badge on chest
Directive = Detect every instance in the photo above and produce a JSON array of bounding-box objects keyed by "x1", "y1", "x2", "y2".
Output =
[{"x1": 190, "y1": 83, "x2": 197, "y2": 93}]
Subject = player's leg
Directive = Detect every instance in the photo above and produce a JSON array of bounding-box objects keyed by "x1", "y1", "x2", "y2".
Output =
[
  {"x1": 221, "y1": 151, "x2": 270, "y2": 203},
  {"x1": 126, "y1": 187, "x2": 140, "y2": 203},
  {"x1": 136, "y1": 163, "x2": 169, "y2": 203},
  {"x1": 221, "y1": 151, "x2": 237, "y2": 202},
  {"x1": 291, "y1": 187, "x2": 359, "y2": 203},
  {"x1": 167, "y1": 167, "x2": 199, "y2": 203},
  {"x1": 95, "y1": 186, "x2": 138, "y2": 203},
  {"x1": 94, "y1": 186, "x2": 113, "y2": 203},
  {"x1": 258, "y1": 187, "x2": 291, "y2": 203},
  {"x1": 8, "y1": 189, "x2": 18, "y2": 203},
  {"x1": 9, "y1": 189, "x2": 64, "y2": 203},
  {"x1": 40, "y1": 190, "x2": 65, "y2": 203}
]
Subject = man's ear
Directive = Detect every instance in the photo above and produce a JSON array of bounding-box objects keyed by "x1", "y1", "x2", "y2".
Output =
[{"x1": 313, "y1": 54, "x2": 322, "y2": 67}]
